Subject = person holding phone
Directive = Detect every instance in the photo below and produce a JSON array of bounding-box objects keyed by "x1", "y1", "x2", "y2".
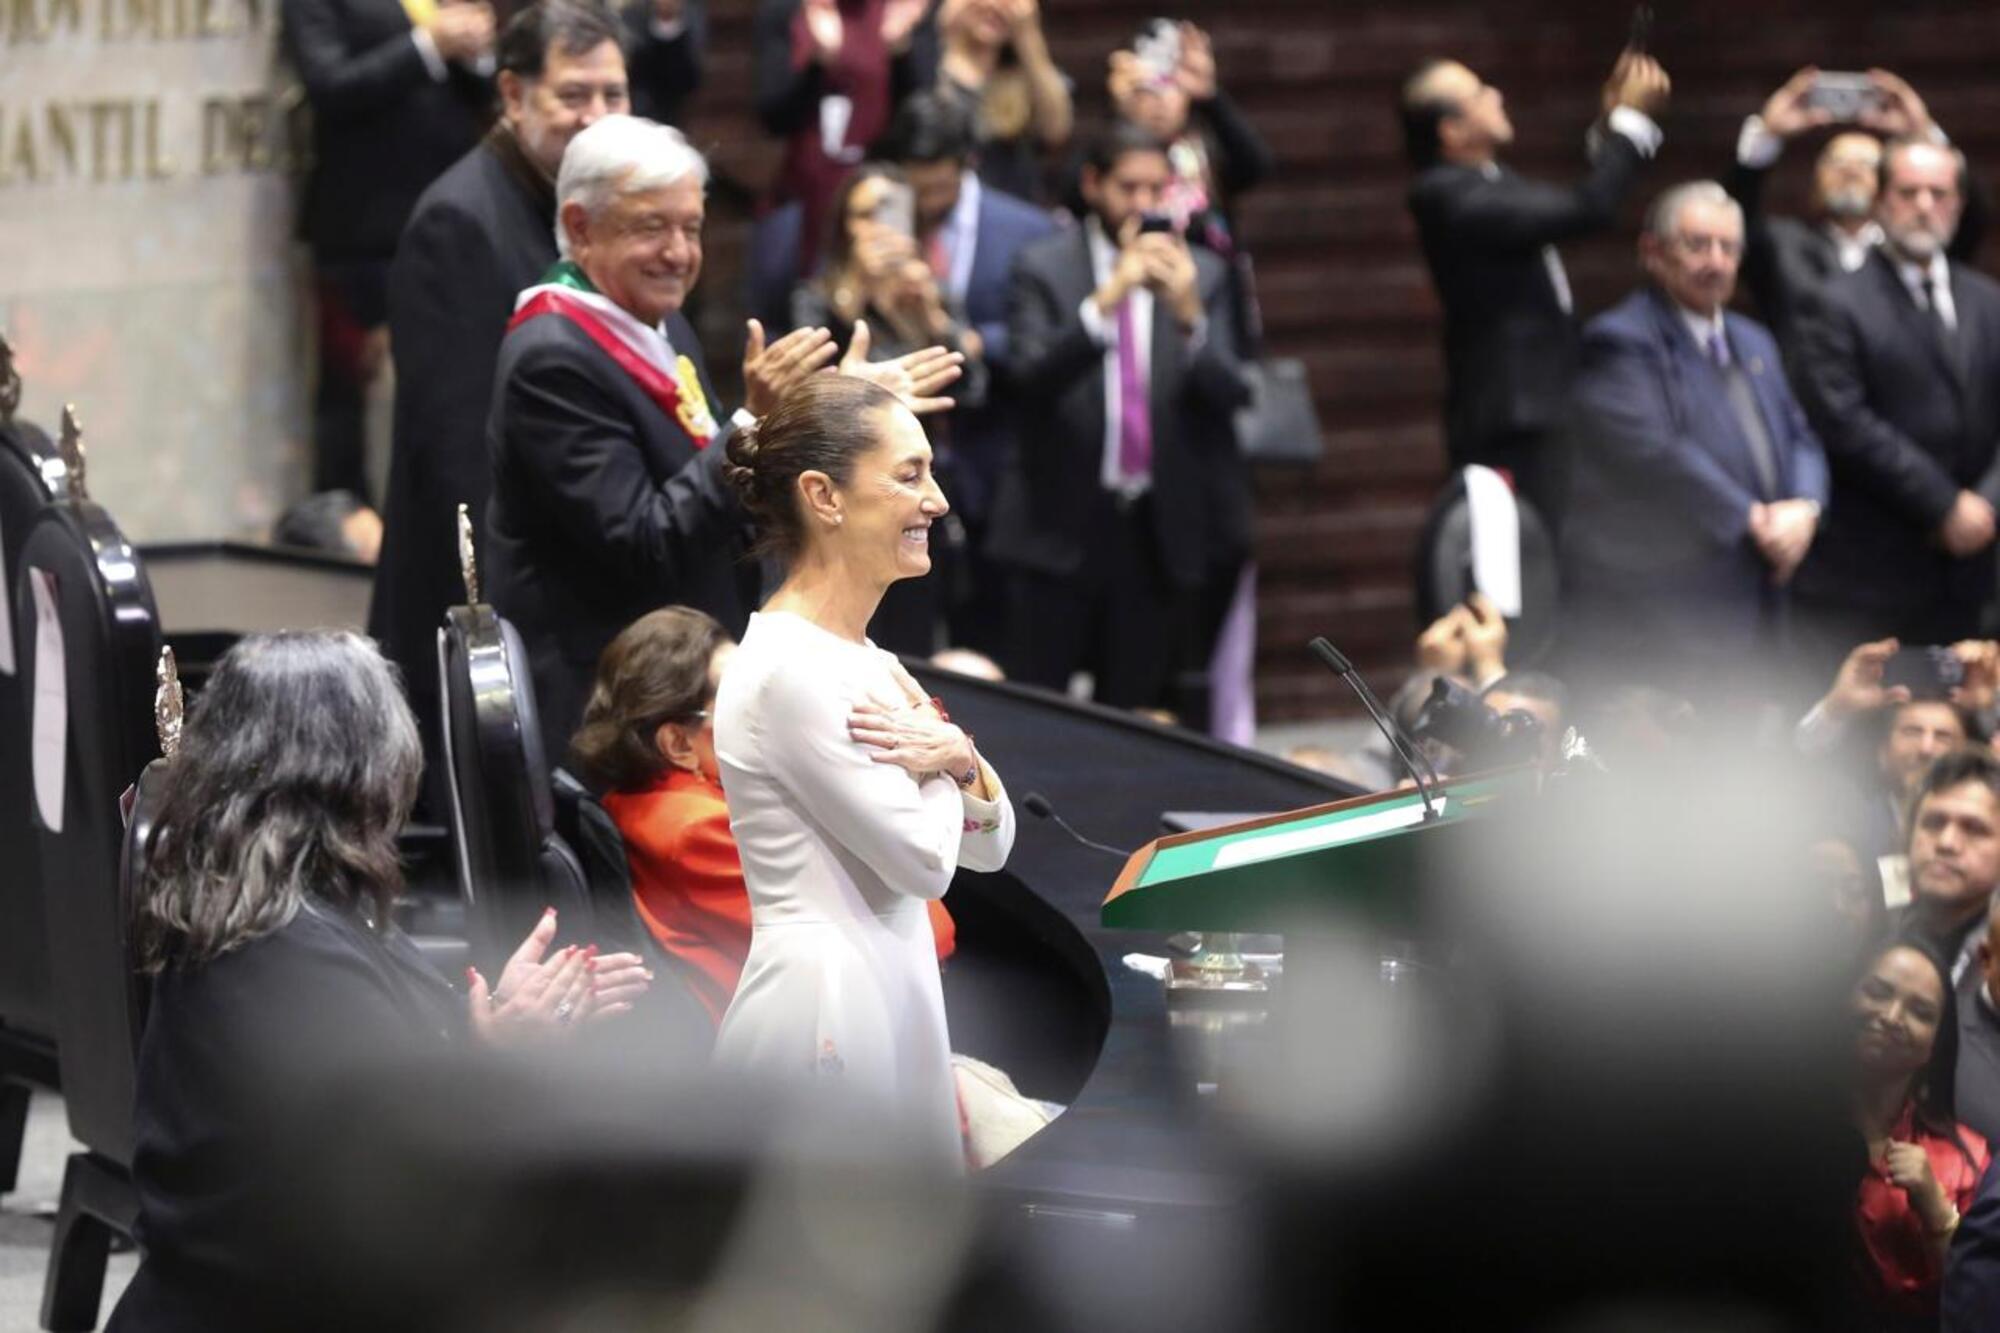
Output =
[
  {"x1": 1401, "y1": 46, "x2": 1670, "y2": 520},
  {"x1": 991, "y1": 121, "x2": 1251, "y2": 710},
  {"x1": 1726, "y1": 67, "x2": 1984, "y2": 370}
]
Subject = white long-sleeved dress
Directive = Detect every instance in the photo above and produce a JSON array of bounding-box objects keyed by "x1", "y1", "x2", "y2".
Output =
[{"x1": 712, "y1": 611, "x2": 1016, "y2": 1163}]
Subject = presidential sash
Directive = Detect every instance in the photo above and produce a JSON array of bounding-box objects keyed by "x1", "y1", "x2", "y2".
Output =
[{"x1": 508, "y1": 261, "x2": 719, "y2": 448}]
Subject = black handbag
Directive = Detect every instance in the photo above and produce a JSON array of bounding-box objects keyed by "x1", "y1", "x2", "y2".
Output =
[{"x1": 1234, "y1": 357, "x2": 1323, "y2": 464}]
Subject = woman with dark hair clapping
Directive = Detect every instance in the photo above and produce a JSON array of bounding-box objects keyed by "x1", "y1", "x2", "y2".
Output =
[
  {"x1": 109, "y1": 631, "x2": 651, "y2": 1333},
  {"x1": 711, "y1": 374, "x2": 1013, "y2": 1166},
  {"x1": 1850, "y1": 938, "x2": 1991, "y2": 1326}
]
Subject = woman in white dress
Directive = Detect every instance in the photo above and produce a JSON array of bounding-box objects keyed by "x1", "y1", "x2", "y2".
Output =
[{"x1": 712, "y1": 373, "x2": 1016, "y2": 1164}]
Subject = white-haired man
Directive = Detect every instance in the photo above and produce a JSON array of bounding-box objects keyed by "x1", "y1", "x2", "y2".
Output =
[
  {"x1": 485, "y1": 115, "x2": 960, "y2": 759},
  {"x1": 1793, "y1": 137, "x2": 2000, "y2": 660},
  {"x1": 1561, "y1": 179, "x2": 1828, "y2": 697}
]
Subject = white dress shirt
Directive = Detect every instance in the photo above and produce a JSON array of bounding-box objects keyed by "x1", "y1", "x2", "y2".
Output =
[{"x1": 934, "y1": 171, "x2": 982, "y2": 309}]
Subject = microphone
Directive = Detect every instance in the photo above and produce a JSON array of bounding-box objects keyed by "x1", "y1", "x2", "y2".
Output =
[
  {"x1": 1022, "y1": 791, "x2": 1132, "y2": 859},
  {"x1": 1307, "y1": 637, "x2": 1443, "y2": 822}
]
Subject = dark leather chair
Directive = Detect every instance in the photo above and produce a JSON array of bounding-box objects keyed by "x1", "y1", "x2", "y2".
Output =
[
  {"x1": 16, "y1": 473, "x2": 159, "y2": 1330},
  {"x1": 437, "y1": 602, "x2": 600, "y2": 975},
  {"x1": 0, "y1": 413, "x2": 64, "y2": 1195},
  {"x1": 436, "y1": 598, "x2": 711, "y2": 1048},
  {"x1": 1412, "y1": 469, "x2": 1562, "y2": 668}
]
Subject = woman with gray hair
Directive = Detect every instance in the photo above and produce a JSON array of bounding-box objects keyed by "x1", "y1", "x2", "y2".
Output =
[{"x1": 108, "y1": 631, "x2": 651, "y2": 1333}]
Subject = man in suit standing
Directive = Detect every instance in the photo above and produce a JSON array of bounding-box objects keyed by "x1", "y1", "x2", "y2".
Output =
[
  {"x1": 281, "y1": 0, "x2": 495, "y2": 498},
  {"x1": 991, "y1": 122, "x2": 1250, "y2": 710},
  {"x1": 369, "y1": 0, "x2": 702, "y2": 790},
  {"x1": 1726, "y1": 66, "x2": 1976, "y2": 370},
  {"x1": 1562, "y1": 181, "x2": 1828, "y2": 698},
  {"x1": 486, "y1": 116, "x2": 958, "y2": 760},
  {"x1": 883, "y1": 89, "x2": 1055, "y2": 655},
  {"x1": 1402, "y1": 51, "x2": 1670, "y2": 519},
  {"x1": 1794, "y1": 138, "x2": 2000, "y2": 655}
]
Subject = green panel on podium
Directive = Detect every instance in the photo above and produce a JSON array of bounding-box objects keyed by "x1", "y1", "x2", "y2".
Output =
[{"x1": 1101, "y1": 772, "x2": 1522, "y2": 932}]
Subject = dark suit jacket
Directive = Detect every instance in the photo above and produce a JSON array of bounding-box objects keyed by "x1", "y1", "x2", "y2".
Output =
[
  {"x1": 485, "y1": 312, "x2": 752, "y2": 764},
  {"x1": 107, "y1": 905, "x2": 460, "y2": 1333},
  {"x1": 1408, "y1": 134, "x2": 1647, "y2": 462},
  {"x1": 1728, "y1": 152, "x2": 1987, "y2": 371},
  {"x1": 1793, "y1": 250, "x2": 2000, "y2": 623},
  {"x1": 1564, "y1": 288, "x2": 1829, "y2": 662},
  {"x1": 1944, "y1": 1142, "x2": 2000, "y2": 1330},
  {"x1": 623, "y1": 0, "x2": 706, "y2": 124},
  {"x1": 947, "y1": 183, "x2": 1056, "y2": 523},
  {"x1": 280, "y1": 0, "x2": 492, "y2": 259},
  {"x1": 988, "y1": 226, "x2": 1250, "y2": 591},
  {"x1": 369, "y1": 130, "x2": 554, "y2": 766}
]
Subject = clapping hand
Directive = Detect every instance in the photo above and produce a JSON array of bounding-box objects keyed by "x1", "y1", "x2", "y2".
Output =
[
  {"x1": 742, "y1": 319, "x2": 839, "y2": 418},
  {"x1": 466, "y1": 908, "x2": 654, "y2": 1044},
  {"x1": 837, "y1": 320, "x2": 962, "y2": 415},
  {"x1": 1758, "y1": 67, "x2": 1834, "y2": 139}
]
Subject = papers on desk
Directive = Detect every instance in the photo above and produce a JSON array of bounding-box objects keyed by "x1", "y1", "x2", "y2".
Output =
[{"x1": 1210, "y1": 796, "x2": 1448, "y2": 871}]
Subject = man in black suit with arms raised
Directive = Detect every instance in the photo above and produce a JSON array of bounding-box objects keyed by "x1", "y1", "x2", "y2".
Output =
[
  {"x1": 1793, "y1": 136, "x2": 2000, "y2": 656},
  {"x1": 1401, "y1": 49, "x2": 1669, "y2": 519},
  {"x1": 990, "y1": 121, "x2": 1250, "y2": 710}
]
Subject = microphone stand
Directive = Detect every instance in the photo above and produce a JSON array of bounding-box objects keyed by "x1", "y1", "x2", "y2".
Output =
[{"x1": 1308, "y1": 636, "x2": 1445, "y2": 822}]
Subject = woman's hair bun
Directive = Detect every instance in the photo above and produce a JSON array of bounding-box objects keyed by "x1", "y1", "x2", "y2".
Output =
[{"x1": 722, "y1": 419, "x2": 762, "y2": 509}]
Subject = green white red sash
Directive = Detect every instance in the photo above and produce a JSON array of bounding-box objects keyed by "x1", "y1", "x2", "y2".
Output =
[{"x1": 508, "y1": 260, "x2": 718, "y2": 447}]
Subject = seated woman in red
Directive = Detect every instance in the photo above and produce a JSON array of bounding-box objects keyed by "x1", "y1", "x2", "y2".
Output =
[
  {"x1": 1851, "y1": 937, "x2": 1990, "y2": 1326},
  {"x1": 572, "y1": 607, "x2": 954, "y2": 1029}
]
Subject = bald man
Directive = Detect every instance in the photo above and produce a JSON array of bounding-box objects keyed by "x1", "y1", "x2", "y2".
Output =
[
  {"x1": 1727, "y1": 66, "x2": 1985, "y2": 369},
  {"x1": 1400, "y1": 52, "x2": 1668, "y2": 519}
]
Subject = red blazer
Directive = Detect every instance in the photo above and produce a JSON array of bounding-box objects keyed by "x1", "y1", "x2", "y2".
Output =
[{"x1": 604, "y1": 768, "x2": 955, "y2": 1027}]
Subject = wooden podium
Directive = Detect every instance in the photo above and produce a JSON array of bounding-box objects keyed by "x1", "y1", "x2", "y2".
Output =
[{"x1": 1101, "y1": 771, "x2": 1526, "y2": 932}]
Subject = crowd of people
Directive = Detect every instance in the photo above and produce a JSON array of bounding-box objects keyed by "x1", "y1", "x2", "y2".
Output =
[
  {"x1": 273, "y1": 0, "x2": 1275, "y2": 741},
  {"x1": 93, "y1": 3, "x2": 2000, "y2": 1327}
]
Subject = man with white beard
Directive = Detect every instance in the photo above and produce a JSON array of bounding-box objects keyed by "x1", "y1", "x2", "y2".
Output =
[{"x1": 1791, "y1": 138, "x2": 2000, "y2": 658}]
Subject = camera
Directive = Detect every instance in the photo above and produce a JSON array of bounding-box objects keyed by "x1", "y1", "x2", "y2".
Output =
[
  {"x1": 1132, "y1": 18, "x2": 1182, "y2": 82},
  {"x1": 1411, "y1": 676, "x2": 1546, "y2": 773}
]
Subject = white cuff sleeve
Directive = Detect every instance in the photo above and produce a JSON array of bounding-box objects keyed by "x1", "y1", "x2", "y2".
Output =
[
  {"x1": 1607, "y1": 105, "x2": 1663, "y2": 158},
  {"x1": 1794, "y1": 699, "x2": 1847, "y2": 757},
  {"x1": 1736, "y1": 115, "x2": 1783, "y2": 169},
  {"x1": 411, "y1": 26, "x2": 449, "y2": 81},
  {"x1": 1078, "y1": 295, "x2": 1110, "y2": 347}
]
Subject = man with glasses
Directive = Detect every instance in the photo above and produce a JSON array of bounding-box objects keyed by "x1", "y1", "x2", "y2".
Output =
[
  {"x1": 1560, "y1": 180, "x2": 1828, "y2": 698},
  {"x1": 1793, "y1": 138, "x2": 2000, "y2": 658}
]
